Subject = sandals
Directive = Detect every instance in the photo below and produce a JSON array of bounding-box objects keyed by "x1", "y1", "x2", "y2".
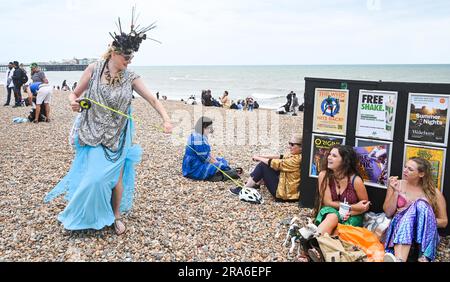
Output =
[
  {"x1": 235, "y1": 167, "x2": 243, "y2": 175},
  {"x1": 114, "y1": 218, "x2": 127, "y2": 236}
]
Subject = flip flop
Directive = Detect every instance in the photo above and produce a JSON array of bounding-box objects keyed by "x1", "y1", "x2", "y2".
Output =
[
  {"x1": 114, "y1": 218, "x2": 127, "y2": 236},
  {"x1": 235, "y1": 167, "x2": 243, "y2": 175}
]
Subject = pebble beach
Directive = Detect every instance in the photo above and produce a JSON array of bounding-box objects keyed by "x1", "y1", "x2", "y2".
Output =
[{"x1": 0, "y1": 88, "x2": 449, "y2": 262}]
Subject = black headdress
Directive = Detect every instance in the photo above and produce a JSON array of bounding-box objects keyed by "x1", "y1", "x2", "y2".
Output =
[{"x1": 109, "y1": 6, "x2": 161, "y2": 55}]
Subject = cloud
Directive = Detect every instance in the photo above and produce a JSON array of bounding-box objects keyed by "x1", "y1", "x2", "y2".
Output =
[{"x1": 1, "y1": 0, "x2": 450, "y2": 65}]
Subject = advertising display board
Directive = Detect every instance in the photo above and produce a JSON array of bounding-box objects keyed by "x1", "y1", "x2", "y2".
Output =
[
  {"x1": 313, "y1": 88, "x2": 349, "y2": 136},
  {"x1": 403, "y1": 144, "x2": 446, "y2": 192},
  {"x1": 405, "y1": 93, "x2": 450, "y2": 147},
  {"x1": 355, "y1": 139, "x2": 393, "y2": 189},
  {"x1": 309, "y1": 134, "x2": 346, "y2": 178},
  {"x1": 356, "y1": 90, "x2": 398, "y2": 140}
]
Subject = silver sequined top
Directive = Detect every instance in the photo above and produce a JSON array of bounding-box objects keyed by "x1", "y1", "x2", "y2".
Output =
[{"x1": 77, "y1": 60, "x2": 140, "y2": 151}]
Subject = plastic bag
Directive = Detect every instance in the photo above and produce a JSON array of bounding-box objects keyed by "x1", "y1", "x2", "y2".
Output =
[
  {"x1": 337, "y1": 224, "x2": 385, "y2": 262},
  {"x1": 69, "y1": 114, "x2": 81, "y2": 146},
  {"x1": 363, "y1": 212, "x2": 391, "y2": 241}
]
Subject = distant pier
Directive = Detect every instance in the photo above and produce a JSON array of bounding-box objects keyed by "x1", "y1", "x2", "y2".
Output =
[{"x1": 0, "y1": 64, "x2": 88, "y2": 72}]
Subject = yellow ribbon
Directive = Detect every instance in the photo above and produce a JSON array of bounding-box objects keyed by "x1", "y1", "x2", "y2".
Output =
[{"x1": 82, "y1": 97, "x2": 246, "y2": 189}]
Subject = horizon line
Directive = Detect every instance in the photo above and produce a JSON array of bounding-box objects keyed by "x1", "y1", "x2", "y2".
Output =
[{"x1": 129, "y1": 63, "x2": 450, "y2": 67}]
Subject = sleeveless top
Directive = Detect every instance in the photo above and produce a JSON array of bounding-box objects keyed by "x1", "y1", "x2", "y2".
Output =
[
  {"x1": 330, "y1": 176, "x2": 359, "y2": 204},
  {"x1": 77, "y1": 60, "x2": 140, "y2": 152}
]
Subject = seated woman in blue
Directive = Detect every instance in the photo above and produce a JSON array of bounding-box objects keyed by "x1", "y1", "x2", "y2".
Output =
[{"x1": 182, "y1": 117, "x2": 240, "y2": 182}]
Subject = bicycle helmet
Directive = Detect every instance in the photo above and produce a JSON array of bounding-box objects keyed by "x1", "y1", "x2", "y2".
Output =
[{"x1": 239, "y1": 187, "x2": 264, "y2": 204}]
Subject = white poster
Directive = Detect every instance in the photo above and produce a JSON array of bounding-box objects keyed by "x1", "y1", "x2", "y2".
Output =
[{"x1": 356, "y1": 90, "x2": 398, "y2": 140}]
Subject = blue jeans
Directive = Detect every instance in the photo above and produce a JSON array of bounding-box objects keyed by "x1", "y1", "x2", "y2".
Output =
[{"x1": 250, "y1": 162, "x2": 280, "y2": 197}]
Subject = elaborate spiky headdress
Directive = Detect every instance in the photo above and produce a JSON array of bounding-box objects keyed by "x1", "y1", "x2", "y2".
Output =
[{"x1": 109, "y1": 6, "x2": 161, "y2": 55}]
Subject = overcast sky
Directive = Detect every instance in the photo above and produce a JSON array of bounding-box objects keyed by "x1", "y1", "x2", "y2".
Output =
[{"x1": 1, "y1": 0, "x2": 450, "y2": 65}]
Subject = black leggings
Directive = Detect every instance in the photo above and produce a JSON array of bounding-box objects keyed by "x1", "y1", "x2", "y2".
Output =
[{"x1": 250, "y1": 162, "x2": 280, "y2": 197}]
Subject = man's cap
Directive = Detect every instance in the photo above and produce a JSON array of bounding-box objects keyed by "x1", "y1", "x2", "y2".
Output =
[{"x1": 30, "y1": 63, "x2": 38, "y2": 69}]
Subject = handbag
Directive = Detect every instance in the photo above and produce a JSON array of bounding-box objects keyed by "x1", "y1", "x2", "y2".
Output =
[{"x1": 363, "y1": 212, "x2": 392, "y2": 240}]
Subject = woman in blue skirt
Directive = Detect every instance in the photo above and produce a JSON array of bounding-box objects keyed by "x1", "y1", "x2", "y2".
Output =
[{"x1": 45, "y1": 11, "x2": 173, "y2": 235}]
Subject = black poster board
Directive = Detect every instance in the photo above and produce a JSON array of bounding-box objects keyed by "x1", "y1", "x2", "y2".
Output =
[{"x1": 299, "y1": 77, "x2": 450, "y2": 235}]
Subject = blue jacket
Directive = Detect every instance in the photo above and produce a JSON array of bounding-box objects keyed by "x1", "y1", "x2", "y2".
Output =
[{"x1": 182, "y1": 132, "x2": 230, "y2": 180}]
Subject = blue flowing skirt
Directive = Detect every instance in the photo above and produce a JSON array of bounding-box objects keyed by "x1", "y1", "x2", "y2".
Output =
[{"x1": 44, "y1": 115, "x2": 142, "y2": 231}]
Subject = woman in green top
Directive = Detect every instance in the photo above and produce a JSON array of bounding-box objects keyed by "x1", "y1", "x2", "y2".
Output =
[{"x1": 313, "y1": 145, "x2": 371, "y2": 236}]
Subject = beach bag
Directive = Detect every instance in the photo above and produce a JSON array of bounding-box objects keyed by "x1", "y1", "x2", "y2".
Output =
[
  {"x1": 363, "y1": 212, "x2": 391, "y2": 241},
  {"x1": 315, "y1": 234, "x2": 366, "y2": 262},
  {"x1": 337, "y1": 224, "x2": 385, "y2": 262}
]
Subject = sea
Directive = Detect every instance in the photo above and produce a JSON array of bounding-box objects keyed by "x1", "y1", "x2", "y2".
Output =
[{"x1": 3, "y1": 65, "x2": 450, "y2": 109}]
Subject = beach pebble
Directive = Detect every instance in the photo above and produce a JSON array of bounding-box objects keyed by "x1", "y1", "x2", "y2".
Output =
[{"x1": 1, "y1": 90, "x2": 448, "y2": 262}]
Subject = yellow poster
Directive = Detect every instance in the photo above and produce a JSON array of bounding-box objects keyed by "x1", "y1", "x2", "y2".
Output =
[
  {"x1": 404, "y1": 145, "x2": 446, "y2": 192},
  {"x1": 313, "y1": 88, "x2": 349, "y2": 135}
]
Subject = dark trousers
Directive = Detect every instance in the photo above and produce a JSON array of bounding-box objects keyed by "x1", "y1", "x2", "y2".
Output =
[
  {"x1": 13, "y1": 85, "x2": 23, "y2": 106},
  {"x1": 250, "y1": 162, "x2": 280, "y2": 197},
  {"x1": 5, "y1": 87, "x2": 13, "y2": 105}
]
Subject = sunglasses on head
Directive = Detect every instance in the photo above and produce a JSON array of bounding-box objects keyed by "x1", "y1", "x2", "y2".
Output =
[{"x1": 289, "y1": 142, "x2": 301, "y2": 147}]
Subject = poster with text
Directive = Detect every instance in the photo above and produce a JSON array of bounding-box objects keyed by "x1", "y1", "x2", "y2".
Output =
[
  {"x1": 404, "y1": 144, "x2": 446, "y2": 192},
  {"x1": 356, "y1": 90, "x2": 398, "y2": 140},
  {"x1": 310, "y1": 134, "x2": 346, "y2": 178},
  {"x1": 313, "y1": 88, "x2": 349, "y2": 136},
  {"x1": 355, "y1": 139, "x2": 393, "y2": 189},
  {"x1": 405, "y1": 93, "x2": 450, "y2": 147}
]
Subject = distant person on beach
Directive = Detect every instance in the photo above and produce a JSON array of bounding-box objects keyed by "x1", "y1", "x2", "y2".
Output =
[
  {"x1": 44, "y1": 11, "x2": 173, "y2": 236},
  {"x1": 186, "y1": 95, "x2": 197, "y2": 105},
  {"x1": 212, "y1": 97, "x2": 222, "y2": 107},
  {"x1": 310, "y1": 145, "x2": 370, "y2": 239},
  {"x1": 201, "y1": 90, "x2": 213, "y2": 106},
  {"x1": 72, "y1": 82, "x2": 77, "y2": 91},
  {"x1": 382, "y1": 157, "x2": 447, "y2": 262},
  {"x1": 290, "y1": 93, "x2": 299, "y2": 116},
  {"x1": 182, "y1": 117, "x2": 241, "y2": 182},
  {"x1": 229, "y1": 134, "x2": 302, "y2": 202},
  {"x1": 236, "y1": 99, "x2": 245, "y2": 110},
  {"x1": 285, "y1": 91, "x2": 294, "y2": 112},
  {"x1": 30, "y1": 63, "x2": 48, "y2": 84},
  {"x1": 156, "y1": 92, "x2": 160, "y2": 100},
  {"x1": 246, "y1": 97, "x2": 255, "y2": 112},
  {"x1": 3, "y1": 62, "x2": 15, "y2": 106},
  {"x1": 61, "y1": 80, "x2": 70, "y2": 91},
  {"x1": 25, "y1": 82, "x2": 52, "y2": 123},
  {"x1": 230, "y1": 100, "x2": 238, "y2": 110},
  {"x1": 220, "y1": 91, "x2": 231, "y2": 109},
  {"x1": 11, "y1": 61, "x2": 27, "y2": 107}
]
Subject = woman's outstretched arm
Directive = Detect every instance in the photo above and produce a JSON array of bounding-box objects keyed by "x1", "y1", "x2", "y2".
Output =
[{"x1": 132, "y1": 78, "x2": 173, "y2": 133}]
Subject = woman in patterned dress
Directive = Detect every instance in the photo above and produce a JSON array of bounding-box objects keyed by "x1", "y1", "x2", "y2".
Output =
[
  {"x1": 383, "y1": 157, "x2": 447, "y2": 262},
  {"x1": 45, "y1": 11, "x2": 173, "y2": 235}
]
